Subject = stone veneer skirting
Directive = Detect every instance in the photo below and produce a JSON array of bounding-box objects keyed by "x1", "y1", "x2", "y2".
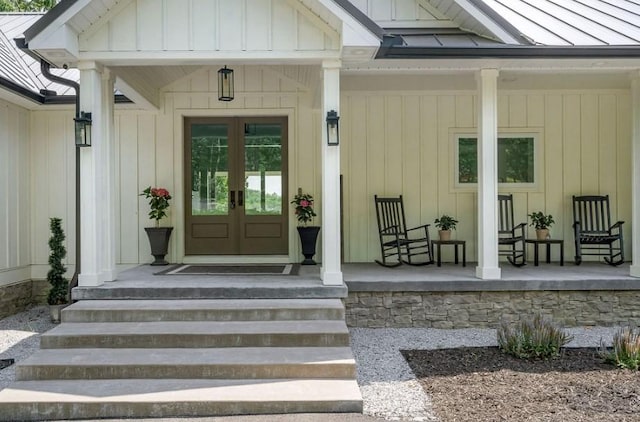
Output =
[
  {"x1": 345, "y1": 290, "x2": 640, "y2": 328},
  {"x1": 0, "y1": 280, "x2": 48, "y2": 320}
]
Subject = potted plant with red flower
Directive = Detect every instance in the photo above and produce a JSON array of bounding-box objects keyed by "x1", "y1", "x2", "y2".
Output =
[
  {"x1": 141, "y1": 186, "x2": 173, "y2": 265},
  {"x1": 291, "y1": 192, "x2": 320, "y2": 265}
]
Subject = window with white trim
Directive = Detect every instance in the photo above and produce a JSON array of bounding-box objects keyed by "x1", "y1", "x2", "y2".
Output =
[{"x1": 456, "y1": 134, "x2": 537, "y2": 187}]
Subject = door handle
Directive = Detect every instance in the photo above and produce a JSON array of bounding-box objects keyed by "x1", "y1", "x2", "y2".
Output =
[
  {"x1": 230, "y1": 191, "x2": 236, "y2": 209},
  {"x1": 238, "y1": 190, "x2": 244, "y2": 207}
]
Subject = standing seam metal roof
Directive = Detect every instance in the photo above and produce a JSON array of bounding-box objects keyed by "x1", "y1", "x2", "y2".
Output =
[{"x1": 483, "y1": 0, "x2": 640, "y2": 45}]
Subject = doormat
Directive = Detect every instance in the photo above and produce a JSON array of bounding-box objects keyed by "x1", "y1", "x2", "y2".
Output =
[{"x1": 155, "y1": 264, "x2": 299, "y2": 276}]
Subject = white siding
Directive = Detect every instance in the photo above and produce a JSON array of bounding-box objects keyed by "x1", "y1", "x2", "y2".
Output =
[
  {"x1": 29, "y1": 110, "x2": 75, "y2": 279},
  {"x1": 0, "y1": 99, "x2": 31, "y2": 286},
  {"x1": 341, "y1": 89, "x2": 632, "y2": 263},
  {"x1": 80, "y1": 0, "x2": 340, "y2": 53},
  {"x1": 24, "y1": 72, "x2": 633, "y2": 267},
  {"x1": 351, "y1": 0, "x2": 455, "y2": 27}
]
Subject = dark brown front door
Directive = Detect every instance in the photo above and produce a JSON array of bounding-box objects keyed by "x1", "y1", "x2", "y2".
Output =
[{"x1": 184, "y1": 116, "x2": 288, "y2": 255}]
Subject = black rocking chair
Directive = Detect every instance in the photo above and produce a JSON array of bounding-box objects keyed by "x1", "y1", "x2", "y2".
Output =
[
  {"x1": 498, "y1": 194, "x2": 527, "y2": 267},
  {"x1": 374, "y1": 195, "x2": 433, "y2": 267},
  {"x1": 572, "y1": 195, "x2": 624, "y2": 266}
]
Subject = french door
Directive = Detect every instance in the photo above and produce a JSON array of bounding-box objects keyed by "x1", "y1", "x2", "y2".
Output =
[{"x1": 184, "y1": 116, "x2": 288, "y2": 255}]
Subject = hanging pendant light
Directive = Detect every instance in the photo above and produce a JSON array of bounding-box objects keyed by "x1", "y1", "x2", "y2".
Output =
[{"x1": 218, "y1": 66, "x2": 234, "y2": 101}]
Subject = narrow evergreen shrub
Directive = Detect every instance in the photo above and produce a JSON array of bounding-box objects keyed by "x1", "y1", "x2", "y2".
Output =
[
  {"x1": 599, "y1": 327, "x2": 640, "y2": 370},
  {"x1": 47, "y1": 217, "x2": 69, "y2": 306},
  {"x1": 497, "y1": 314, "x2": 573, "y2": 359}
]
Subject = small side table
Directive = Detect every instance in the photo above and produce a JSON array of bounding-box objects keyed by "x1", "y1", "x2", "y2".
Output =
[
  {"x1": 431, "y1": 240, "x2": 466, "y2": 267},
  {"x1": 525, "y1": 238, "x2": 564, "y2": 266}
]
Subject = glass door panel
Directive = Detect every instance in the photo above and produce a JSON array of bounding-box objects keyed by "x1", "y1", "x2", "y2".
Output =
[
  {"x1": 190, "y1": 124, "x2": 229, "y2": 216},
  {"x1": 243, "y1": 123, "x2": 283, "y2": 216}
]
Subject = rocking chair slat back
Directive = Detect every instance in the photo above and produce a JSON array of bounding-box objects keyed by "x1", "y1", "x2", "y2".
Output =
[
  {"x1": 573, "y1": 195, "x2": 611, "y2": 234},
  {"x1": 498, "y1": 194, "x2": 515, "y2": 234},
  {"x1": 375, "y1": 196, "x2": 406, "y2": 234}
]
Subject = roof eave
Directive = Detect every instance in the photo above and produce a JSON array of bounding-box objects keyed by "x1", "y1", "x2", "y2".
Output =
[
  {"x1": 23, "y1": 0, "x2": 78, "y2": 43},
  {"x1": 377, "y1": 45, "x2": 640, "y2": 59}
]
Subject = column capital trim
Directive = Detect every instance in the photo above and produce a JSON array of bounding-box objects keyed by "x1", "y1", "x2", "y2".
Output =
[
  {"x1": 322, "y1": 59, "x2": 342, "y2": 70},
  {"x1": 77, "y1": 60, "x2": 103, "y2": 72}
]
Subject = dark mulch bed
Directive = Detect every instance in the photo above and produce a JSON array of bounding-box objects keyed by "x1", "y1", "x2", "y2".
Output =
[{"x1": 403, "y1": 347, "x2": 640, "y2": 422}]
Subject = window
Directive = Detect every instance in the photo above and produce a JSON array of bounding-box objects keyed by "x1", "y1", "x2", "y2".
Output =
[{"x1": 456, "y1": 135, "x2": 536, "y2": 186}]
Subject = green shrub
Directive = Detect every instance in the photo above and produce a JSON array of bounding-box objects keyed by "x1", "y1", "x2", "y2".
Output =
[
  {"x1": 497, "y1": 314, "x2": 573, "y2": 359},
  {"x1": 599, "y1": 326, "x2": 640, "y2": 370},
  {"x1": 47, "y1": 217, "x2": 69, "y2": 306}
]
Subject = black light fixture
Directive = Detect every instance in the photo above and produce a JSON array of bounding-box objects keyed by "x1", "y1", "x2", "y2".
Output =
[
  {"x1": 74, "y1": 111, "x2": 92, "y2": 147},
  {"x1": 218, "y1": 66, "x2": 234, "y2": 101},
  {"x1": 326, "y1": 110, "x2": 340, "y2": 146}
]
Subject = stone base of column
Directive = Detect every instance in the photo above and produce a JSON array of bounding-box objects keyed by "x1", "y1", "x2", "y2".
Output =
[
  {"x1": 101, "y1": 269, "x2": 118, "y2": 282},
  {"x1": 630, "y1": 265, "x2": 640, "y2": 278},
  {"x1": 475, "y1": 266, "x2": 501, "y2": 280}
]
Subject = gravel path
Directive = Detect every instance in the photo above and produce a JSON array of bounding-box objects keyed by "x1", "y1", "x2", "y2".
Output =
[{"x1": 0, "y1": 306, "x2": 622, "y2": 421}]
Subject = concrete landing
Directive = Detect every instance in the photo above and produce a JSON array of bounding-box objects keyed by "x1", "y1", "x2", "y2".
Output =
[{"x1": 0, "y1": 379, "x2": 363, "y2": 421}]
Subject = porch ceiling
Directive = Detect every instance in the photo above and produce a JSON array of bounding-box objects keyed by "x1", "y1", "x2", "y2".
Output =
[{"x1": 112, "y1": 65, "x2": 205, "y2": 92}]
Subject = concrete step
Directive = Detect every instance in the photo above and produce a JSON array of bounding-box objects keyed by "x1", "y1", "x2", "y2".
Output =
[
  {"x1": 71, "y1": 284, "x2": 348, "y2": 301},
  {"x1": 40, "y1": 320, "x2": 351, "y2": 349},
  {"x1": 16, "y1": 347, "x2": 357, "y2": 380},
  {"x1": 0, "y1": 378, "x2": 363, "y2": 421},
  {"x1": 62, "y1": 299, "x2": 345, "y2": 322}
]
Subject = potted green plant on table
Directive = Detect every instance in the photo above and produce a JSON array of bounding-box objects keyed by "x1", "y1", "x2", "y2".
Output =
[
  {"x1": 434, "y1": 215, "x2": 458, "y2": 241},
  {"x1": 291, "y1": 192, "x2": 319, "y2": 265},
  {"x1": 528, "y1": 211, "x2": 555, "y2": 240},
  {"x1": 47, "y1": 218, "x2": 69, "y2": 323},
  {"x1": 141, "y1": 186, "x2": 173, "y2": 265}
]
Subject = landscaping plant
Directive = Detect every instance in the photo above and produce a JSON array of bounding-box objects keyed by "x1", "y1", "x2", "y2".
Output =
[
  {"x1": 47, "y1": 217, "x2": 69, "y2": 305},
  {"x1": 434, "y1": 215, "x2": 458, "y2": 231},
  {"x1": 599, "y1": 326, "x2": 640, "y2": 370},
  {"x1": 497, "y1": 314, "x2": 573, "y2": 359},
  {"x1": 528, "y1": 211, "x2": 555, "y2": 230}
]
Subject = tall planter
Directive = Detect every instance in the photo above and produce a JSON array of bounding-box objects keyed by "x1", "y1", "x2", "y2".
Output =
[
  {"x1": 297, "y1": 226, "x2": 320, "y2": 265},
  {"x1": 144, "y1": 227, "x2": 173, "y2": 266}
]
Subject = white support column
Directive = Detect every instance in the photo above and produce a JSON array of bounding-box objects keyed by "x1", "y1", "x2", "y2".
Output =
[
  {"x1": 630, "y1": 74, "x2": 640, "y2": 277},
  {"x1": 101, "y1": 69, "x2": 117, "y2": 281},
  {"x1": 78, "y1": 61, "x2": 105, "y2": 287},
  {"x1": 475, "y1": 69, "x2": 501, "y2": 280},
  {"x1": 320, "y1": 60, "x2": 343, "y2": 285}
]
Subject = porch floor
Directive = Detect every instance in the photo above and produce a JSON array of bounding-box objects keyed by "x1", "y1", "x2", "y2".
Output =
[{"x1": 77, "y1": 261, "x2": 640, "y2": 296}]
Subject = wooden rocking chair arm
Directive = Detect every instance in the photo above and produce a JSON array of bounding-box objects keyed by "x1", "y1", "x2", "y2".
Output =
[
  {"x1": 610, "y1": 221, "x2": 625, "y2": 230},
  {"x1": 407, "y1": 224, "x2": 430, "y2": 233}
]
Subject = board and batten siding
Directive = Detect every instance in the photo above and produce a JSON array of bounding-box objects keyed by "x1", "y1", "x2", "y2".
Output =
[
  {"x1": 80, "y1": 0, "x2": 340, "y2": 53},
  {"x1": 350, "y1": 0, "x2": 453, "y2": 27},
  {"x1": 28, "y1": 65, "x2": 321, "y2": 267},
  {"x1": 340, "y1": 90, "x2": 631, "y2": 263},
  {"x1": 0, "y1": 99, "x2": 31, "y2": 286}
]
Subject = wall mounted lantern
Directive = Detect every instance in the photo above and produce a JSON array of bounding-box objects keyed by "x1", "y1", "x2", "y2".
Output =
[
  {"x1": 326, "y1": 110, "x2": 340, "y2": 146},
  {"x1": 218, "y1": 66, "x2": 234, "y2": 101},
  {"x1": 74, "y1": 111, "x2": 92, "y2": 147}
]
